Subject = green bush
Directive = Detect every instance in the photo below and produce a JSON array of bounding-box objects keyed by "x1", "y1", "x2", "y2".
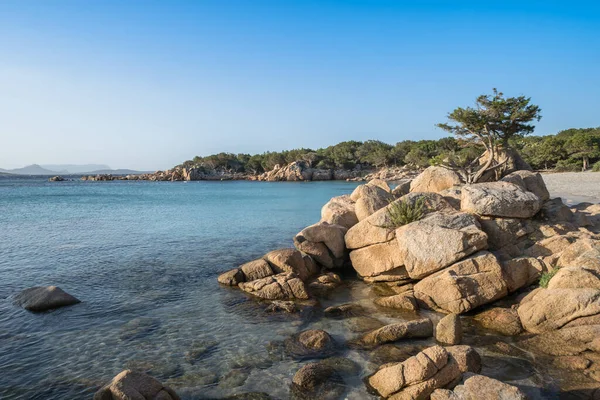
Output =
[
  {"x1": 593, "y1": 161, "x2": 600, "y2": 172},
  {"x1": 539, "y1": 269, "x2": 558, "y2": 288},
  {"x1": 555, "y1": 159, "x2": 582, "y2": 172},
  {"x1": 381, "y1": 198, "x2": 426, "y2": 229}
]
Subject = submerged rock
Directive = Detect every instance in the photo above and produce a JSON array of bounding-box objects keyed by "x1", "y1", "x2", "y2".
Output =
[
  {"x1": 473, "y1": 307, "x2": 523, "y2": 336},
  {"x1": 93, "y1": 370, "x2": 180, "y2": 400},
  {"x1": 119, "y1": 317, "x2": 160, "y2": 341},
  {"x1": 219, "y1": 369, "x2": 250, "y2": 389},
  {"x1": 291, "y1": 361, "x2": 345, "y2": 400},
  {"x1": 284, "y1": 329, "x2": 337, "y2": 359},
  {"x1": 13, "y1": 286, "x2": 80, "y2": 312}
]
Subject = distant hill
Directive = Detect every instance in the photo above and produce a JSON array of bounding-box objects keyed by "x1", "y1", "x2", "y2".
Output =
[
  {"x1": 41, "y1": 164, "x2": 111, "y2": 174},
  {"x1": 0, "y1": 164, "x2": 151, "y2": 176},
  {"x1": 0, "y1": 164, "x2": 65, "y2": 175}
]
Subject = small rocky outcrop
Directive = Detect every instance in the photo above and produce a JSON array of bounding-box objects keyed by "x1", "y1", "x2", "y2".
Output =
[
  {"x1": 461, "y1": 181, "x2": 542, "y2": 218},
  {"x1": 13, "y1": 286, "x2": 80, "y2": 312},
  {"x1": 374, "y1": 291, "x2": 418, "y2": 311},
  {"x1": 94, "y1": 370, "x2": 180, "y2": 400},
  {"x1": 238, "y1": 272, "x2": 310, "y2": 300},
  {"x1": 431, "y1": 373, "x2": 528, "y2": 400},
  {"x1": 435, "y1": 314, "x2": 462, "y2": 345},
  {"x1": 48, "y1": 175, "x2": 65, "y2": 182},
  {"x1": 367, "y1": 345, "x2": 481, "y2": 399},
  {"x1": 409, "y1": 166, "x2": 461, "y2": 193}
]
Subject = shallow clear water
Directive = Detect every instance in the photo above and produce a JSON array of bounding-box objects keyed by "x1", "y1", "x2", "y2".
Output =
[{"x1": 0, "y1": 177, "x2": 590, "y2": 399}]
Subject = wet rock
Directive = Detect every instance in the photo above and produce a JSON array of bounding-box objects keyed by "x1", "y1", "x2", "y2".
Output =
[
  {"x1": 395, "y1": 212, "x2": 488, "y2": 279},
  {"x1": 431, "y1": 372, "x2": 528, "y2": 400},
  {"x1": 291, "y1": 362, "x2": 345, "y2": 400},
  {"x1": 93, "y1": 370, "x2": 180, "y2": 400},
  {"x1": 473, "y1": 307, "x2": 523, "y2": 336},
  {"x1": 436, "y1": 314, "x2": 462, "y2": 345},
  {"x1": 218, "y1": 268, "x2": 245, "y2": 286},
  {"x1": 374, "y1": 291, "x2": 418, "y2": 311},
  {"x1": 124, "y1": 359, "x2": 184, "y2": 381},
  {"x1": 13, "y1": 286, "x2": 80, "y2": 312},
  {"x1": 219, "y1": 369, "x2": 250, "y2": 389},
  {"x1": 184, "y1": 339, "x2": 218, "y2": 364},
  {"x1": 284, "y1": 329, "x2": 336, "y2": 359},
  {"x1": 265, "y1": 300, "x2": 299, "y2": 313},
  {"x1": 410, "y1": 166, "x2": 461, "y2": 194},
  {"x1": 224, "y1": 393, "x2": 274, "y2": 400},
  {"x1": 120, "y1": 317, "x2": 160, "y2": 341},
  {"x1": 369, "y1": 343, "x2": 426, "y2": 365},
  {"x1": 239, "y1": 272, "x2": 309, "y2": 300},
  {"x1": 367, "y1": 345, "x2": 481, "y2": 399},
  {"x1": 307, "y1": 272, "x2": 342, "y2": 297},
  {"x1": 480, "y1": 356, "x2": 535, "y2": 382},
  {"x1": 461, "y1": 181, "x2": 542, "y2": 218},
  {"x1": 414, "y1": 251, "x2": 508, "y2": 314},
  {"x1": 356, "y1": 318, "x2": 433, "y2": 347},
  {"x1": 323, "y1": 303, "x2": 366, "y2": 318},
  {"x1": 522, "y1": 325, "x2": 600, "y2": 356},
  {"x1": 320, "y1": 356, "x2": 360, "y2": 377},
  {"x1": 321, "y1": 195, "x2": 358, "y2": 229}
]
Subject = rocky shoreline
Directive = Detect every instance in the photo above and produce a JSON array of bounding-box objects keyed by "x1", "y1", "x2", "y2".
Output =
[
  {"x1": 75, "y1": 162, "x2": 419, "y2": 183},
  {"x1": 13, "y1": 165, "x2": 600, "y2": 399}
]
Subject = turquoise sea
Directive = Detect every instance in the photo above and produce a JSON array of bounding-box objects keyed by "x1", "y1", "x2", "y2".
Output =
[{"x1": 0, "y1": 177, "x2": 572, "y2": 399}]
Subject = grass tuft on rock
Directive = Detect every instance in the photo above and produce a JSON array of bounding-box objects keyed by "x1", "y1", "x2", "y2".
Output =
[
  {"x1": 381, "y1": 198, "x2": 426, "y2": 229},
  {"x1": 539, "y1": 269, "x2": 559, "y2": 288}
]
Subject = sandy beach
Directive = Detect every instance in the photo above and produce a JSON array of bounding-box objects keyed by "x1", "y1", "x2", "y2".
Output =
[{"x1": 542, "y1": 172, "x2": 600, "y2": 204}]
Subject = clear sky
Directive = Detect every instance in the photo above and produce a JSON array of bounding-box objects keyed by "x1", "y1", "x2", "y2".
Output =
[{"x1": 1, "y1": 1, "x2": 599, "y2": 170}]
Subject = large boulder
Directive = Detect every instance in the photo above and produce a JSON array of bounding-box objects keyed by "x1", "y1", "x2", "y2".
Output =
[
  {"x1": 414, "y1": 251, "x2": 508, "y2": 314},
  {"x1": 431, "y1": 373, "x2": 528, "y2": 400},
  {"x1": 321, "y1": 195, "x2": 358, "y2": 229},
  {"x1": 461, "y1": 182, "x2": 542, "y2": 218},
  {"x1": 13, "y1": 286, "x2": 81, "y2": 312},
  {"x1": 345, "y1": 193, "x2": 454, "y2": 250},
  {"x1": 238, "y1": 272, "x2": 309, "y2": 300},
  {"x1": 349, "y1": 240, "x2": 406, "y2": 278},
  {"x1": 410, "y1": 166, "x2": 462, "y2": 194},
  {"x1": 518, "y1": 287, "x2": 600, "y2": 333},
  {"x1": 395, "y1": 212, "x2": 488, "y2": 279},
  {"x1": 500, "y1": 257, "x2": 547, "y2": 293},
  {"x1": 367, "y1": 345, "x2": 481, "y2": 399},
  {"x1": 94, "y1": 370, "x2": 180, "y2": 400},
  {"x1": 351, "y1": 183, "x2": 394, "y2": 221},
  {"x1": 501, "y1": 170, "x2": 550, "y2": 202}
]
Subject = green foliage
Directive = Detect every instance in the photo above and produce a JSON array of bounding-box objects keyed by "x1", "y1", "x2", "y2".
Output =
[
  {"x1": 593, "y1": 161, "x2": 600, "y2": 172},
  {"x1": 555, "y1": 159, "x2": 582, "y2": 172},
  {"x1": 382, "y1": 198, "x2": 426, "y2": 229},
  {"x1": 539, "y1": 269, "x2": 558, "y2": 288}
]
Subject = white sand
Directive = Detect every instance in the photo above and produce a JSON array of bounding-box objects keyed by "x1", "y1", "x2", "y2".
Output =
[{"x1": 542, "y1": 172, "x2": 600, "y2": 205}]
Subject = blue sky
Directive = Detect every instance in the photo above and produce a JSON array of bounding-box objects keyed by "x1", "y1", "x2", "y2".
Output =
[{"x1": 1, "y1": 1, "x2": 599, "y2": 170}]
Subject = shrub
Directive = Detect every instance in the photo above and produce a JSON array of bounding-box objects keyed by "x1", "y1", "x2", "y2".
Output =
[
  {"x1": 539, "y1": 269, "x2": 558, "y2": 288},
  {"x1": 381, "y1": 197, "x2": 426, "y2": 229},
  {"x1": 593, "y1": 161, "x2": 600, "y2": 172},
  {"x1": 555, "y1": 159, "x2": 582, "y2": 172}
]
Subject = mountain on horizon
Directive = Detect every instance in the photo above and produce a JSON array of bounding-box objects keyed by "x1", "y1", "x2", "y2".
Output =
[{"x1": 0, "y1": 164, "x2": 151, "y2": 175}]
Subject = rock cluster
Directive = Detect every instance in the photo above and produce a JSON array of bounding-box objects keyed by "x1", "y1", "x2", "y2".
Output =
[{"x1": 94, "y1": 370, "x2": 180, "y2": 400}]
